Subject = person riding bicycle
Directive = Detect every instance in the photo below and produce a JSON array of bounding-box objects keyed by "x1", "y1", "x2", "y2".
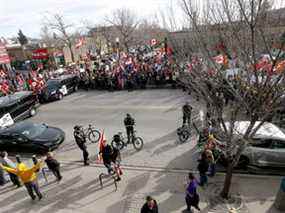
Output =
[
  {"x1": 182, "y1": 102, "x2": 192, "y2": 127},
  {"x1": 73, "y1": 125, "x2": 89, "y2": 166},
  {"x1": 124, "y1": 113, "x2": 135, "y2": 144},
  {"x1": 100, "y1": 140, "x2": 122, "y2": 181}
]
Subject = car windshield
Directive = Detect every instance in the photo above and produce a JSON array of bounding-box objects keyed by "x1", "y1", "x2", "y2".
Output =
[
  {"x1": 19, "y1": 123, "x2": 47, "y2": 139},
  {"x1": 47, "y1": 80, "x2": 60, "y2": 91}
]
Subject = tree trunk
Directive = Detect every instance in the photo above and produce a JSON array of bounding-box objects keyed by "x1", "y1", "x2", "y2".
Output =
[
  {"x1": 68, "y1": 44, "x2": 74, "y2": 62},
  {"x1": 220, "y1": 164, "x2": 234, "y2": 199}
]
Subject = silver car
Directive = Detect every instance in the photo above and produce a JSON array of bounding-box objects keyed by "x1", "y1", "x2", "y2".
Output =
[{"x1": 228, "y1": 121, "x2": 285, "y2": 168}]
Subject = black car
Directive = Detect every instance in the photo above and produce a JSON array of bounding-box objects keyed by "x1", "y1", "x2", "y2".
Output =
[
  {"x1": 0, "y1": 91, "x2": 38, "y2": 121},
  {"x1": 39, "y1": 74, "x2": 79, "y2": 102},
  {"x1": 0, "y1": 121, "x2": 65, "y2": 154}
]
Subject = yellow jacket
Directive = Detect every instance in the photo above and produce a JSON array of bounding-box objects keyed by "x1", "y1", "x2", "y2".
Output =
[{"x1": 2, "y1": 162, "x2": 42, "y2": 183}]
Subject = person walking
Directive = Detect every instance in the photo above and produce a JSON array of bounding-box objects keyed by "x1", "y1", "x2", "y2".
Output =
[
  {"x1": 45, "y1": 152, "x2": 62, "y2": 181},
  {"x1": 197, "y1": 152, "x2": 209, "y2": 187},
  {"x1": 0, "y1": 151, "x2": 21, "y2": 187},
  {"x1": 141, "y1": 196, "x2": 158, "y2": 213},
  {"x1": 124, "y1": 113, "x2": 135, "y2": 144},
  {"x1": 73, "y1": 125, "x2": 90, "y2": 166},
  {"x1": 0, "y1": 156, "x2": 43, "y2": 200},
  {"x1": 185, "y1": 173, "x2": 201, "y2": 212},
  {"x1": 182, "y1": 102, "x2": 192, "y2": 126}
]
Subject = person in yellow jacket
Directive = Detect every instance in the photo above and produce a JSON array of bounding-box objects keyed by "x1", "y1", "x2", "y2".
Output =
[{"x1": 0, "y1": 156, "x2": 43, "y2": 200}]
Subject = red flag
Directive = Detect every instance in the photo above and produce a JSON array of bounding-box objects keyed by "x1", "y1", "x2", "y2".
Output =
[
  {"x1": 75, "y1": 37, "x2": 85, "y2": 49},
  {"x1": 97, "y1": 130, "x2": 106, "y2": 162}
]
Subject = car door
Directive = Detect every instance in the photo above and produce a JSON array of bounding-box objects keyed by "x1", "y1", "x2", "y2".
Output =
[
  {"x1": 11, "y1": 134, "x2": 34, "y2": 154},
  {"x1": 0, "y1": 135, "x2": 15, "y2": 153},
  {"x1": 249, "y1": 138, "x2": 274, "y2": 167},
  {"x1": 270, "y1": 140, "x2": 285, "y2": 167}
]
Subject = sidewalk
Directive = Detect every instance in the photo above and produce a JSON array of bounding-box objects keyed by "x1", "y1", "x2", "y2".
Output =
[{"x1": 0, "y1": 160, "x2": 282, "y2": 213}]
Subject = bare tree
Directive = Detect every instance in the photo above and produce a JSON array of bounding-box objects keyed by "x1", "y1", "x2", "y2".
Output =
[
  {"x1": 169, "y1": 0, "x2": 285, "y2": 199},
  {"x1": 43, "y1": 14, "x2": 75, "y2": 62},
  {"x1": 106, "y1": 8, "x2": 140, "y2": 51}
]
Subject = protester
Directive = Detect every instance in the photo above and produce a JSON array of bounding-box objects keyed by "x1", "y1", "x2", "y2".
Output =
[
  {"x1": 124, "y1": 113, "x2": 135, "y2": 144},
  {"x1": 197, "y1": 152, "x2": 209, "y2": 187},
  {"x1": 0, "y1": 151, "x2": 21, "y2": 187},
  {"x1": 45, "y1": 152, "x2": 62, "y2": 181},
  {"x1": 185, "y1": 173, "x2": 201, "y2": 212},
  {"x1": 141, "y1": 196, "x2": 159, "y2": 213},
  {"x1": 182, "y1": 102, "x2": 192, "y2": 126},
  {"x1": 205, "y1": 149, "x2": 216, "y2": 177},
  {"x1": 0, "y1": 155, "x2": 43, "y2": 200},
  {"x1": 73, "y1": 125, "x2": 89, "y2": 166},
  {"x1": 100, "y1": 140, "x2": 122, "y2": 181},
  {"x1": 0, "y1": 165, "x2": 5, "y2": 186}
]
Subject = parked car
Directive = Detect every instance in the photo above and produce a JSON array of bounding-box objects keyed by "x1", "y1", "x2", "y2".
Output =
[
  {"x1": 0, "y1": 121, "x2": 65, "y2": 154},
  {"x1": 214, "y1": 121, "x2": 285, "y2": 168},
  {"x1": 39, "y1": 74, "x2": 79, "y2": 102},
  {"x1": 0, "y1": 91, "x2": 38, "y2": 121}
]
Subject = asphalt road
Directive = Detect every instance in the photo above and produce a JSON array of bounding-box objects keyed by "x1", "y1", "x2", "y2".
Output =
[{"x1": 29, "y1": 89, "x2": 203, "y2": 170}]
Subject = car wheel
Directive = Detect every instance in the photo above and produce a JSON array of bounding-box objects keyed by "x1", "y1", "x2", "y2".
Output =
[
  {"x1": 30, "y1": 107, "x2": 37, "y2": 117},
  {"x1": 58, "y1": 93, "x2": 63, "y2": 100}
]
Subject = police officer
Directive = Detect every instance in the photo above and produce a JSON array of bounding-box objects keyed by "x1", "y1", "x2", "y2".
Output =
[
  {"x1": 73, "y1": 126, "x2": 89, "y2": 166},
  {"x1": 182, "y1": 102, "x2": 192, "y2": 126},
  {"x1": 124, "y1": 113, "x2": 135, "y2": 144}
]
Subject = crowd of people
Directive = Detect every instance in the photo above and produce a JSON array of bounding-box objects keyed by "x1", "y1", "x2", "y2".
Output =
[{"x1": 0, "y1": 46, "x2": 179, "y2": 97}]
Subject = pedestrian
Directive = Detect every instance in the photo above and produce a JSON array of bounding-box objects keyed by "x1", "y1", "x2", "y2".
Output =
[
  {"x1": 0, "y1": 155, "x2": 43, "y2": 200},
  {"x1": 182, "y1": 102, "x2": 192, "y2": 126},
  {"x1": 197, "y1": 152, "x2": 209, "y2": 187},
  {"x1": 45, "y1": 152, "x2": 62, "y2": 181},
  {"x1": 205, "y1": 149, "x2": 216, "y2": 177},
  {"x1": 0, "y1": 151, "x2": 21, "y2": 187},
  {"x1": 124, "y1": 113, "x2": 135, "y2": 144},
  {"x1": 0, "y1": 164, "x2": 6, "y2": 186},
  {"x1": 73, "y1": 125, "x2": 90, "y2": 166},
  {"x1": 185, "y1": 173, "x2": 201, "y2": 212},
  {"x1": 141, "y1": 195, "x2": 158, "y2": 213}
]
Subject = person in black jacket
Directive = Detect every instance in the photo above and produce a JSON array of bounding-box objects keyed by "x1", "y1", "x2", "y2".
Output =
[
  {"x1": 197, "y1": 152, "x2": 209, "y2": 187},
  {"x1": 182, "y1": 102, "x2": 192, "y2": 126},
  {"x1": 124, "y1": 113, "x2": 135, "y2": 144},
  {"x1": 141, "y1": 196, "x2": 158, "y2": 213},
  {"x1": 100, "y1": 140, "x2": 121, "y2": 181},
  {"x1": 45, "y1": 152, "x2": 62, "y2": 181},
  {"x1": 74, "y1": 125, "x2": 89, "y2": 166}
]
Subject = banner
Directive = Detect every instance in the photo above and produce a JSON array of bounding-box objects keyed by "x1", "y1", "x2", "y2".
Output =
[
  {"x1": 0, "y1": 113, "x2": 14, "y2": 128},
  {"x1": 32, "y1": 48, "x2": 49, "y2": 60},
  {"x1": 0, "y1": 42, "x2": 10, "y2": 64}
]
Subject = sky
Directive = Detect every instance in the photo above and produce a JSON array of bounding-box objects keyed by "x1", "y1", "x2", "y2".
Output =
[{"x1": 0, "y1": 0, "x2": 177, "y2": 38}]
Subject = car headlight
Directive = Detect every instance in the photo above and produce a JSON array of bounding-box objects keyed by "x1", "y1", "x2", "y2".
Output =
[{"x1": 50, "y1": 90, "x2": 56, "y2": 95}]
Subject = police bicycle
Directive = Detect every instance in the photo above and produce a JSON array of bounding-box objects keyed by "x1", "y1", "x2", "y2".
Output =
[
  {"x1": 111, "y1": 129, "x2": 144, "y2": 151},
  {"x1": 78, "y1": 124, "x2": 101, "y2": 143}
]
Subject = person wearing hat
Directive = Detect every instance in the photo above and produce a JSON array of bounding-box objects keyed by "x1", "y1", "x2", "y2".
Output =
[
  {"x1": 124, "y1": 113, "x2": 135, "y2": 144},
  {"x1": 73, "y1": 125, "x2": 89, "y2": 166},
  {"x1": 141, "y1": 196, "x2": 158, "y2": 213},
  {"x1": 0, "y1": 155, "x2": 43, "y2": 200}
]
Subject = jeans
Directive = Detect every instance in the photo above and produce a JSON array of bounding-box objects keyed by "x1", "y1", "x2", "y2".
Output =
[
  {"x1": 51, "y1": 168, "x2": 62, "y2": 180},
  {"x1": 199, "y1": 173, "x2": 208, "y2": 186},
  {"x1": 24, "y1": 181, "x2": 42, "y2": 199},
  {"x1": 126, "y1": 126, "x2": 134, "y2": 143}
]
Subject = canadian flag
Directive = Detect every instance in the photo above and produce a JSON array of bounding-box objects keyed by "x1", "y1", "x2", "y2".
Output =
[
  {"x1": 150, "y1": 38, "x2": 157, "y2": 46},
  {"x1": 97, "y1": 130, "x2": 106, "y2": 162},
  {"x1": 213, "y1": 54, "x2": 227, "y2": 65},
  {"x1": 75, "y1": 37, "x2": 85, "y2": 49}
]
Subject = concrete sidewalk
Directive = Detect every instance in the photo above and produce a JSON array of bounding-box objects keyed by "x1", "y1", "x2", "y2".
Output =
[{"x1": 0, "y1": 160, "x2": 283, "y2": 213}]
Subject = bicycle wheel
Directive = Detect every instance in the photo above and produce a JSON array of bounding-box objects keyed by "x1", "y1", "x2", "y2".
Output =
[
  {"x1": 111, "y1": 140, "x2": 124, "y2": 150},
  {"x1": 88, "y1": 129, "x2": 101, "y2": 143},
  {"x1": 178, "y1": 130, "x2": 190, "y2": 143},
  {"x1": 133, "y1": 137, "x2": 144, "y2": 151}
]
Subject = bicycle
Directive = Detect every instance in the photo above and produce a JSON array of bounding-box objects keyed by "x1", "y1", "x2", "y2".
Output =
[
  {"x1": 111, "y1": 130, "x2": 144, "y2": 151},
  {"x1": 79, "y1": 124, "x2": 101, "y2": 143}
]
